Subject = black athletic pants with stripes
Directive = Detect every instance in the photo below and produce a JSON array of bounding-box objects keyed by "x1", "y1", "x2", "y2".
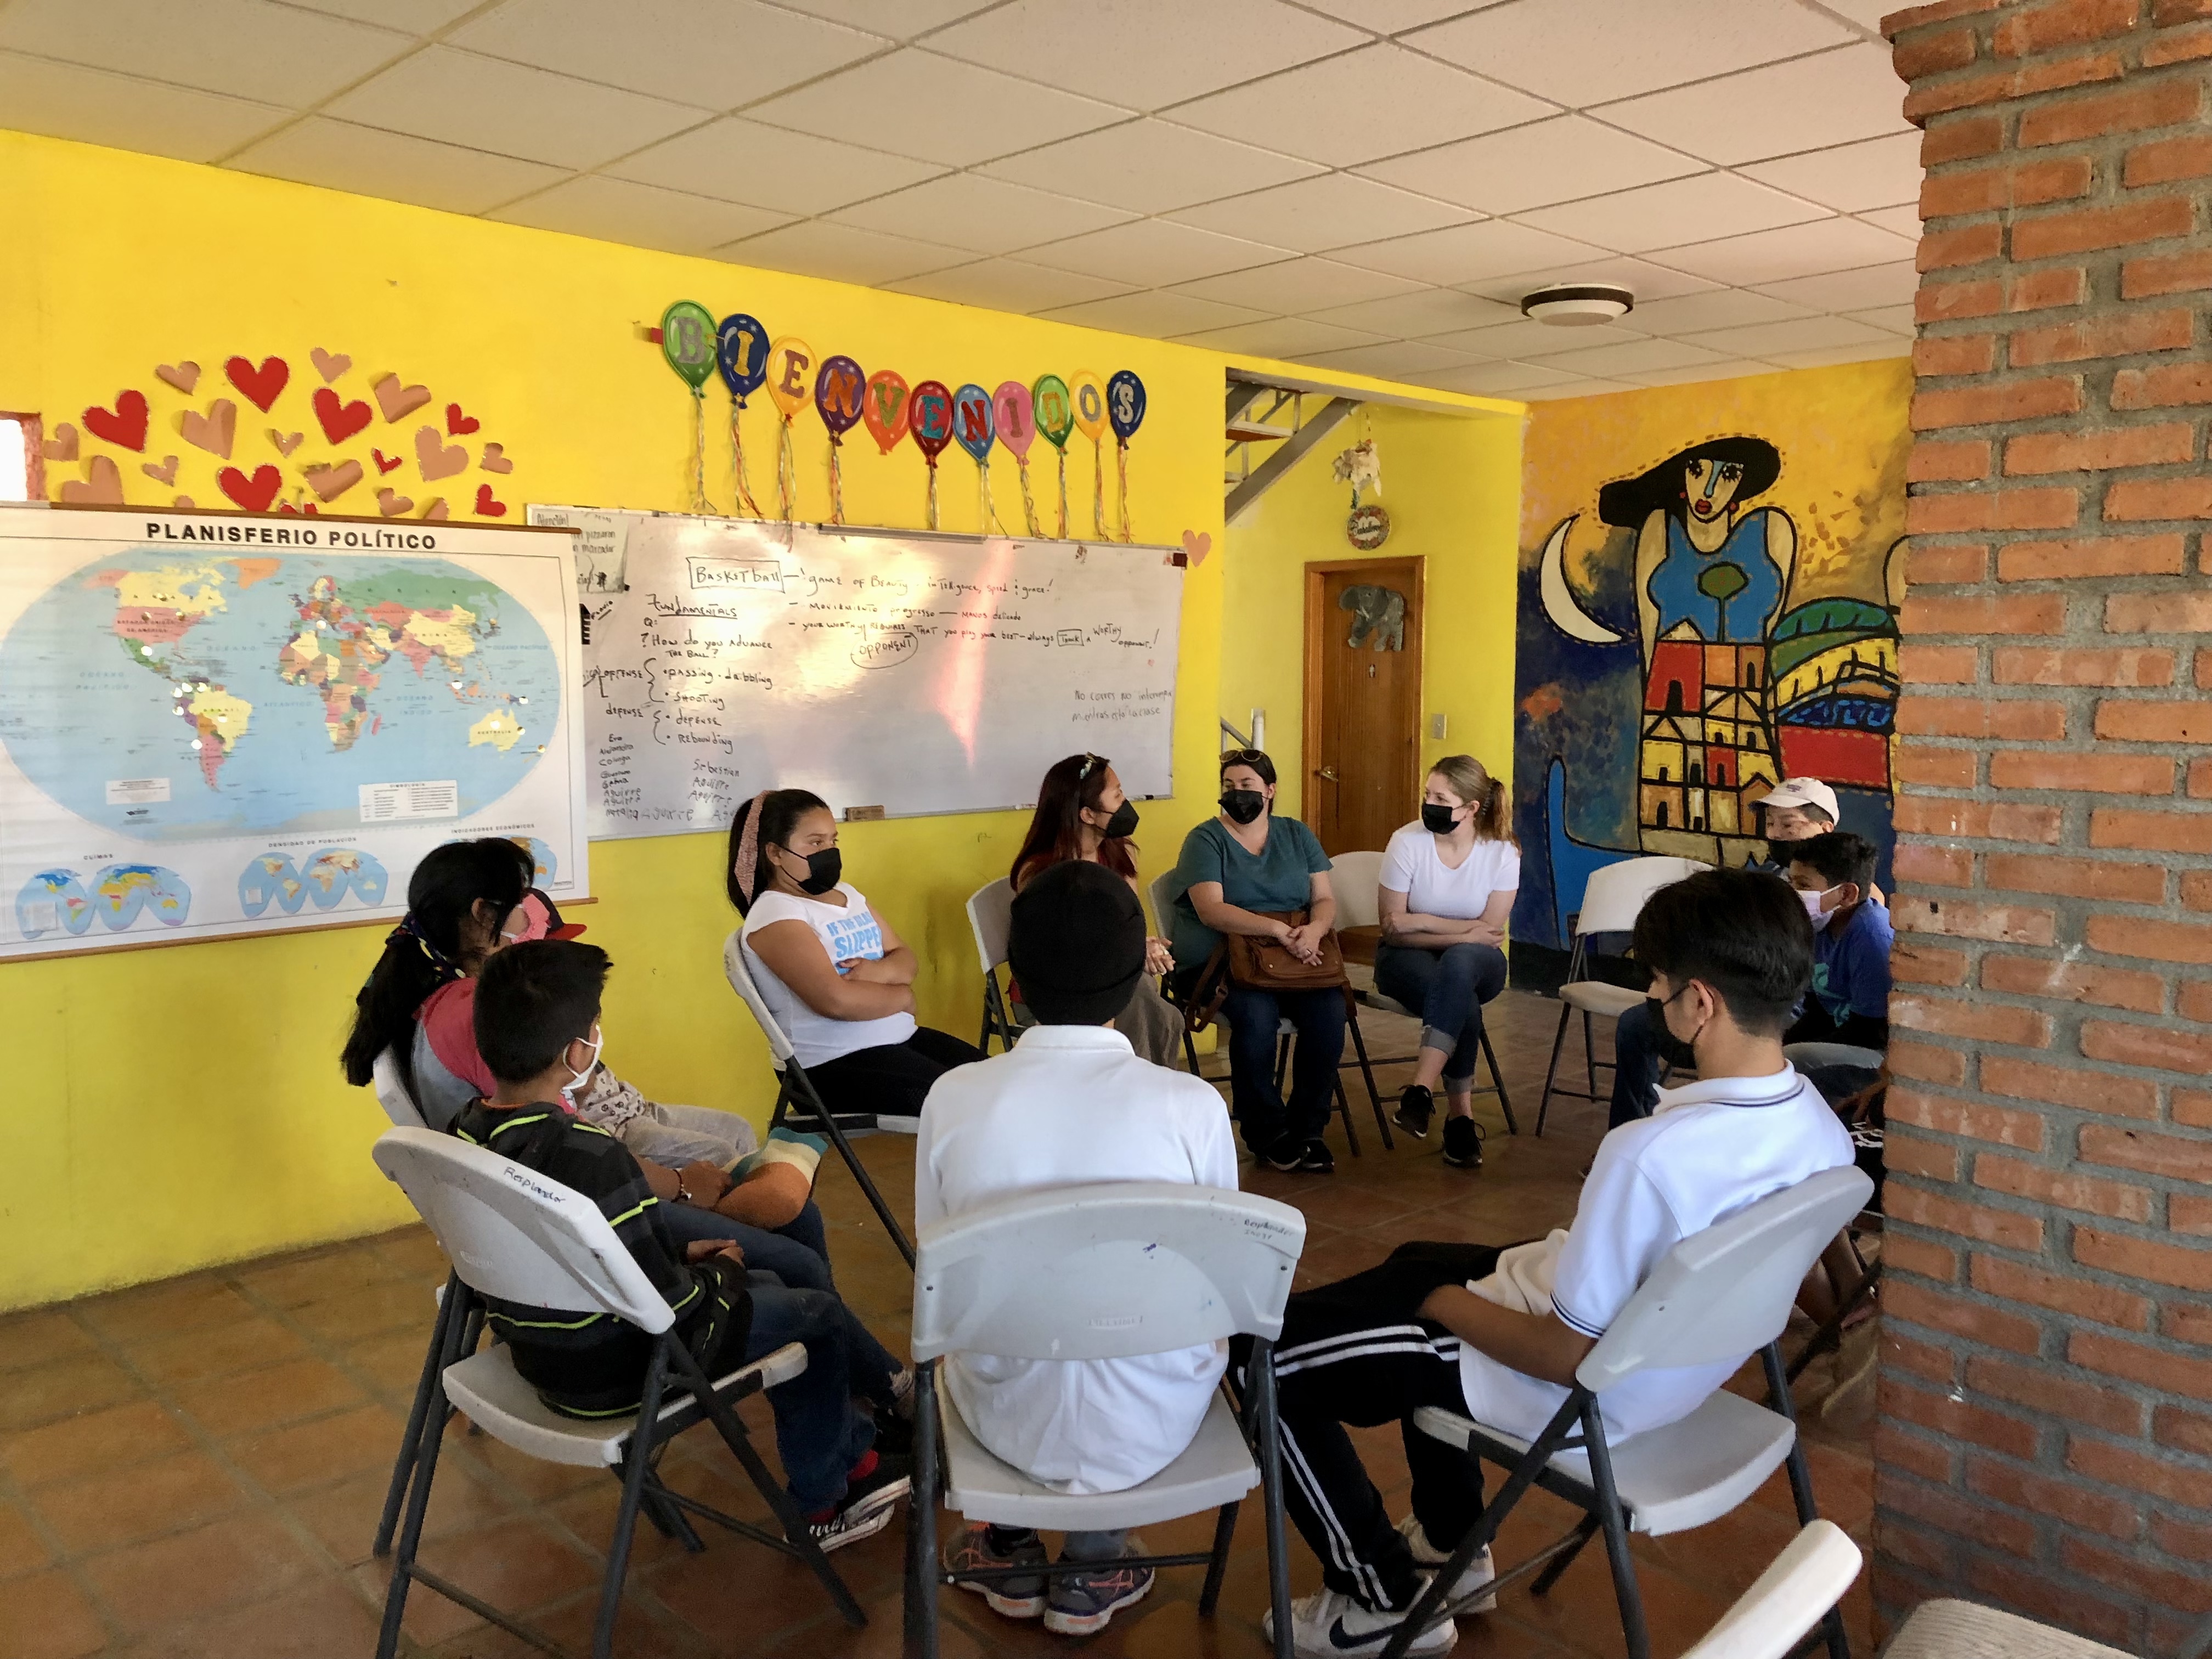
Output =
[{"x1": 1237, "y1": 1241, "x2": 1504, "y2": 1612}]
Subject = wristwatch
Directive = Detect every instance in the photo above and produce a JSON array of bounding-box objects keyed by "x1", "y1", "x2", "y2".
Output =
[{"x1": 675, "y1": 1181, "x2": 692, "y2": 1204}]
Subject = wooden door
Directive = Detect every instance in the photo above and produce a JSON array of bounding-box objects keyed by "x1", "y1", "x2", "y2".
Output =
[{"x1": 1303, "y1": 556, "x2": 1423, "y2": 855}]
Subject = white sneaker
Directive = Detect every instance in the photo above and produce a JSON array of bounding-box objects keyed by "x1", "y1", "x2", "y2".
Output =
[
  {"x1": 1264, "y1": 1585, "x2": 1457, "y2": 1657},
  {"x1": 1397, "y1": 1515, "x2": 1497, "y2": 1614}
]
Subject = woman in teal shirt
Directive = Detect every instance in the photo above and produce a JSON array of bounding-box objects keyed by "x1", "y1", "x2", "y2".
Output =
[{"x1": 1169, "y1": 749, "x2": 1343, "y2": 1173}]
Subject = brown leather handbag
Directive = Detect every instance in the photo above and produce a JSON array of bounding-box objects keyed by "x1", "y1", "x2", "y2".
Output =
[{"x1": 1181, "y1": 910, "x2": 1347, "y2": 1032}]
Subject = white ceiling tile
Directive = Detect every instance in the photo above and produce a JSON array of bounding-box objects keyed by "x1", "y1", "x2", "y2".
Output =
[
  {"x1": 1516, "y1": 172, "x2": 1827, "y2": 253},
  {"x1": 490, "y1": 175, "x2": 790, "y2": 252},
  {"x1": 0, "y1": 51, "x2": 287, "y2": 162},
  {"x1": 1649, "y1": 218, "x2": 1916, "y2": 286},
  {"x1": 1621, "y1": 358, "x2": 1787, "y2": 387},
  {"x1": 1425, "y1": 317, "x2": 1646, "y2": 355},
  {"x1": 1175, "y1": 317, "x2": 1387, "y2": 356},
  {"x1": 760, "y1": 0, "x2": 999, "y2": 37},
  {"x1": 448, "y1": 0, "x2": 884, "y2": 109},
  {"x1": 1174, "y1": 258, "x2": 1426, "y2": 313},
  {"x1": 1292, "y1": 340, "x2": 1482, "y2": 376},
  {"x1": 1022, "y1": 218, "x2": 1290, "y2": 285},
  {"x1": 1677, "y1": 315, "x2": 1896, "y2": 357},
  {"x1": 1855, "y1": 204, "x2": 1923, "y2": 238},
  {"x1": 1521, "y1": 377, "x2": 1638, "y2": 399},
  {"x1": 1845, "y1": 304, "x2": 1918, "y2": 334},
  {"x1": 746, "y1": 49, "x2": 1125, "y2": 167},
  {"x1": 326, "y1": 46, "x2": 708, "y2": 168},
  {"x1": 1406, "y1": 0, "x2": 1850, "y2": 105},
  {"x1": 1753, "y1": 258, "x2": 1917, "y2": 310},
  {"x1": 1597, "y1": 43, "x2": 1911, "y2": 165},
  {"x1": 1617, "y1": 288, "x2": 1813, "y2": 335},
  {"x1": 228, "y1": 116, "x2": 571, "y2": 215},
  {"x1": 606, "y1": 117, "x2": 944, "y2": 215},
  {"x1": 1356, "y1": 115, "x2": 1704, "y2": 215},
  {"x1": 1520, "y1": 336, "x2": 1735, "y2": 375},
  {"x1": 1332, "y1": 218, "x2": 1604, "y2": 284},
  {"x1": 0, "y1": 0, "x2": 407, "y2": 106},
  {"x1": 1171, "y1": 43, "x2": 1555, "y2": 167},
  {"x1": 1740, "y1": 131, "x2": 1923, "y2": 211},
  {"x1": 926, "y1": 0, "x2": 1364, "y2": 110},
  {"x1": 1038, "y1": 291, "x2": 1272, "y2": 336},
  {"x1": 1293, "y1": 0, "x2": 1508, "y2": 31},
  {"x1": 1306, "y1": 287, "x2": 1518, "y2": 335},
  {"x1": 1763, "y1": 338, "x2": 1912, "y2": 368},
  {"x1": 1409, "y1": 360, "x2": 1584, "y2": 394},
  {"x1": 284, "y1": 0, "x2": 482, "y2": 27},
  {"x1": 980, "y1": 119, "x2": 1321, "y2": 214},
  {"x1": 719, "y1": 219, "x2": 972, "y2": 284},
  {"x1": 1170, "y1": 174, "x2": 1475, "y2": 253},
  {"x1": 1459, "y1": 254, "x2": 1717, "y2": 307},
  {"x1": 832, "y1": 174, "x2": 1133, "y2": 254},
  {"x1": 883, "y1": 258, "x2": 1137, "y2": 312}
]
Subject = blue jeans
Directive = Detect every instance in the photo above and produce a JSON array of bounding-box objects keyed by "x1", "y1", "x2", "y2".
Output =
[
  {"x1": 733, "y1": 1271, "x2": 878, "y2": 1513},
  {"x1": 1373, "y1": 943, "x2": 1507, "y2": 1090},
  {"x1": 1606, "y1": 1000, "x2": 1664, "y2": 1130},
  {"x1": 1220, "y1": 982, "x2": 1347, "y2": 1156}
]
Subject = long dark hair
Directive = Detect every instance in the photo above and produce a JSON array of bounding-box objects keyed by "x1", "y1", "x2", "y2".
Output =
[
  {"x1": 341, "y1": 839, "x2": 531, "y2": 1090},
  {"x1": 1596, "y1": 436, "x2": 1781, "y2": 528},
  {"x1": 1011, "y1": 753, "x2": 1137, "y2": 889},
  {"x1": 725, "y1": 788, "x2": 831, "y2": 915}
]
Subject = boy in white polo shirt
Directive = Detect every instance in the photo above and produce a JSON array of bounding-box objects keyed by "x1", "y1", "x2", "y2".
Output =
[
  {"x1": 916, "y1": 860, "x2": 1238, "y2": 1638},
  {"x1": 1256, "y1": 867, "x2": 1853, "y2": 1657}
]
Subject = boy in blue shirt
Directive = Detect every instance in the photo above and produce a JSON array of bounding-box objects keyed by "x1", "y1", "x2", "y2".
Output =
[{"x1": 1782, "y1": 831, "x2": 1892, "y2": 1056}]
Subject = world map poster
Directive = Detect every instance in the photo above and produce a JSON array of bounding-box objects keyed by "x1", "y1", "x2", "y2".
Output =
[{"x1": 0, "y1": 506, "x2": 586, "y2": 958}]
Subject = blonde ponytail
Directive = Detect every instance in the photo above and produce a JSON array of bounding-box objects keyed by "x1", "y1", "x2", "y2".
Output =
[{"x1": 1429, "y1": 754, "x2": 1516, "y2": 846}]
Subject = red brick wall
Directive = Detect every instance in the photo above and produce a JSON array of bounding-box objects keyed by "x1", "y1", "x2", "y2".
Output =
[{"x1": 1882, "y1": 0, "x2": 2212, "y2": 1646}]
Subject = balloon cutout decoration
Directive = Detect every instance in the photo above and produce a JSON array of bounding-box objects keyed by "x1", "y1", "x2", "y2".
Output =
[
  {"x1": 1107, "y1": 370, "x2": 1146, "y2": 543},
  {"x1": 909, "y1": 380, "x2": 953, "y2": 531},
  {"x1": 1069, "y1": 370, "x2": 1108, "y2": 538},
  {"x1": 716, "y1": 312, "x2": 768, "y2": 517},
  {"x1": 864, "y1": 369, "x2": 911, "y2": 455},
  {"x1": 951, "y1": 383, "x2": 1001, "y2": 535},
  {"x1": 661, "y1": 301, "x2": 719, "y2": 513},
  {"x1": 1032, "y1": 374, "x2": 1073, "y2": 538},
  {"x1": 765, "y1": 336, "x2": 813, "y2": 522},
  {"x1": 992, "y1": 381, "x2": 1039, "y2": 538},
  {"x1": 815, "y1": 354, "x2": 865, "y2": 526}
]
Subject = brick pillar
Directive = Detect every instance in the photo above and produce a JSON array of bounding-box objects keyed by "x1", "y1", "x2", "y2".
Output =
[{"x1": 1880, "y1": 1, "x2": 2212, "y2": 1646}]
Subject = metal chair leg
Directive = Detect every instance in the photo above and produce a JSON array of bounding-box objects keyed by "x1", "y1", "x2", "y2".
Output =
[
  {"x1": 591, "y1": 1346, "x2": 671, "y2": 1659},
  {"x1": 1344, "y1": 1006, "x2": 1394, "y2": 1150},
  {"x1": 1481, "y1": 1026, "x2": 1518, "y2": 1136},
  {"x1": 376, "y1": 1282, "x2": 475, "y2": 1659},
  {"x1": 1582, "y1": 1010, "x2": 1599, "y2": 1098},
  {"x1": 1249, "y1": 1343, "x2": 1294, "y2": 1659},
  {"x1": 792, "y1": 1068, "x2": 916, "y2": 1267},
  {"x1": 1535, "y1": 1003, "x2": 1572, "y2": 1137},
  {"x1": 374, "y1": 1271, "x2": 460, "y2": 1558},
  {"x1": 1580, "y1": 1396, "x2": 1652, "y2": 1659},
  {"x1": 1760, "y1": 1345, "x2": 1850, "y2": 1659},
  {"x1": 910, "y1": 1363, "x2": 943, "y2": 1659},
  {"x1": 1198, "y1": 1500, "x2": 1240, "y2": 1616},
  {"x1": 1333, "y1": 1074, "x2": 1363, "y2": 1157}
]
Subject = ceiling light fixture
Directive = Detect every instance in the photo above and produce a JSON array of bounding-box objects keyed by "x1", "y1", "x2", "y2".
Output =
[{"x1": 1521, "y1": 284, "x2": 1634, "y2": 326}]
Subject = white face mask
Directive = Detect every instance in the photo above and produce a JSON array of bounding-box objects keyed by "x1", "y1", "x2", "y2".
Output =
[
  {"x1": 1798, "y1": 885, "x2": 1840, "y2": 931},
  {"x1": 560, "y1": 1025, "x2": 603, "y2": 1104}
]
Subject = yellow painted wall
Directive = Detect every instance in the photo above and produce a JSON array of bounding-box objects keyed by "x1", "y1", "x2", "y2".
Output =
[
  {"x1": 0, "y1": 131, "x2": 1514, "y2": 1310},
  {"x1": 1220, "y1": 402, "x2": 1525, "y2": 825}
]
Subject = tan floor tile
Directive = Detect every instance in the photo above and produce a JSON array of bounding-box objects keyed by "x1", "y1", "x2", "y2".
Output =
[
  {"x1": 234, "y1": 1244, "x2": 410, "y2": 1311},
  {"x1": 0, "y1": 1502, "x2": 54, "y2": 1581},
  {"x1": 288, "y1": 1277, "x2": 447, "y2": 1344},
  {"x1": 286, "y1": 1460, "x2": 516, "y2": 1568},
  {"x1": 341, "y1": 1323, "x2": 447, "y2": 1398},
  {"x1": 28, "y1": 1449, "x2": 251, "y2": 1553},
  {"x1": 225, "y1": 1402, "x2": 410, "y2": 1497},
  {"x1": 173, "y1": 1355, "x2": 370, "y2": 1438},
  {"x1": 0, "y1": 1400, "x2": 195, "y2": 1488},
  {"x1": 0, "y1": 1310, "x2": 98, "y2": 1375},
  {"x1": 366, "y1": 1224, "x2": 453, "y2": 1282},
  {"x1": 0, "y1": 1352, "x2": 148, "y2": 1433},
  {"x1": 75, "y1": 1511, "x2": 324, "y2": 1633},
  {"x1": 358, "y1": 1515, "x2": 601, "y2": 1646},
  {"x1": 0, "y1": 1568, "x2": 108, "y2": 1659},
  {"x1": 124, "y1": 1573, "x2": 385, "y2": 1659},
  {"x1": 74, "y1": 1277, "x2": 259, "y2": 1346},
  {"x1": 128, "y1": 1314, "x2": 314, "y2": 1389}
]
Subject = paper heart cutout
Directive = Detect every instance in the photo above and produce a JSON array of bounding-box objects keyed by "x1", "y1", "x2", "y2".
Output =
[
  {"x1": 60, "y1": 455, "x2": 123, "y2": 504},
  {"x1": 473, "y1": 483, "x2": 507, "y2": 518},
  {"x1": 312, "y1": 386, "x2": 372, "y2": 445},
  {"x1": 180, "y1": 398, "x2": 238, "y2": 460},
  {"x1": 303, "y1": 459, "x2": 364, "y2": 502},
  {"x1": 422, "y1": 499, "x2": 450, "y2": 522},
  {"x1": 270, "y1": 430, "x2": 303, "y2": 458},
  {"x1": 83, "y1": 391, "x2": 149, "y2": 452},
  {"x1": 42, "y1": 423, "x2": 78, "y2": 462},
  {"x1": 225, "y1": 355, "x2": 289, "y2": 413},
  {"x1": 378, "y1": 487, "x2": 415, "y2": 518},
  {"x1": 373, "y1": 448, "x2": 402, "y2": 475},
  {"x1": 415, "y1": 425, "x2": 468, "y2": 482},
  {"x1": 479, "y1": 442, "x2": 512, "y2": 474},
  {"x1": 311, "y1": 348, "x2": 351, "y2": 383},
  {"x1": 142, "y1": 455, "x2": 179, "y2": 486},
  {"x1": 278, "y1": 499, "x2": 320, "y2": 516},
  {"x1": 373, "y1": 374, "x2": 431, "y2": 423},
  {"x1": 218, "y1": 464, "x2": 282, "y2": 512},
  {"x1": 156, "y1": 361, "x2": 201, "y2": 394},
  {"x1": 1181, "y1": 529, "x2": 1211, "y2": 567},
  {"x1": 173, "y1": 495, "x2": 196, "y2": 510},
  {"x1": 445, "y1": 402, "x2": 479, "y2": 436}
]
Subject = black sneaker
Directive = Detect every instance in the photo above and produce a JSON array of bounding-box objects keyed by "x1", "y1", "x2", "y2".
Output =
[
  {"x1": 1262, "y1": 1134, "x2": 1307, "y2": 1172},
  {"x1": 1395, "y1": 1084, "x2": 1435, "y2": 1139},
  {"x1": 1297, "y1": 1138, "x2": 1336, "y2": 1174},
  {"x1": 870, "y1": 1403, "x2": 913, "y2": 1457},
  {"x1": 1442, "y1": 1116, "x2": 1485, "y2": 1170},
  {"x1": 808, "y1": 1452, "x2": 912, "y2": 1553}
]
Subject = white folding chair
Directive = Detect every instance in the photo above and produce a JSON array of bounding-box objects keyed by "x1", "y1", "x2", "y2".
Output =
[
  {"x1": 1881, "y1": 1599, "x2": 2137, "y2": 1659},
  {"x1": 1377, "y1": 1165, "x2": 1876, "y2": 1659},
  {"x1": 905, "y1": 1182, "x2": 1306, "y2": 1659},
  {"x1": 1680, "y1": 1521, "x2": 1860, "y2": 1659},
  {"x1": 964, "y1": 877, "x2": 1024, "y2": 1054},
  {"x1": 1535, "y1": 855, "x2": 1707, "y2": 1135},
  {"x1": 370, "y1": 1048, "x2": 428, "y2": 1129},
  {"x1": 1149, "y1": 869, "x2": 1206, "y2": 1075},
  {"x1": 722, "y1": 930, "x2": 915, "y2": 1267},
  {"x1": 368, "y1": 1127, "x2": 862, "y2": 1659},
  {"x1": 1330, "y1": 847, "x2": 1519, "y2": 1138}
]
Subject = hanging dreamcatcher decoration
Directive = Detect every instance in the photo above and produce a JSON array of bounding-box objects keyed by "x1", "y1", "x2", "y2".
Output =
[
  {"x1": 992, "y1": 380, "x2": 1040, "y2": 538},
  {"x1": 952, "y1": 382, "x2": 1003, "y2": 534},
  {"x1": 909, "y1": 380, "x2": 953, "y2": 530},
  {"x1": 1334, "y1": 436, "x2": 1390, "y2": 549},
  {"x1": 764, "y1": 336, "x2": 813, "y2": 523},
  {"x1": 659, "y1": 301, "x2": 718, "y2": 514},
  {"x1": 814, "y1": 354, "x2": 865, "y2": 527},
  {"x1": 1069, "y1": 370, "x2": 1108, "y2": 539},
  {"x1": 715, "y1": 312, "x2": 767, "y2": 518},
  {"x1": 1106, "y1": 369, "x2": 1146, "y2": 544},
  {"x1": 1032, "y1": 373, "x2": 1073, "y2": 538}
]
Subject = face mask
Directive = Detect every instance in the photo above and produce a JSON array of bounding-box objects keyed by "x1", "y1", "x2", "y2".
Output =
[
  {"x1": 1220, "y1": 789, "x2": 1265, "y2": 825},
  {"x1": 789, "y1": 847, "x2": 842, "y2": 895},
  {"x1": 1799, "y1": 885, "x2": 1839, "y2": 930},
  {"x1": 1647, "y1": 985, "x2": 1701, "y2": 1071},
  {"x1": 560, "y1": 1026, "x2": 603, "y2": 1106},
  {"x1": 1099, "y1": 798, "x2": 1139, "y2": 839},
  {"x1": 1421, "y1": 802, "x2": 1462, "y2": 835}
]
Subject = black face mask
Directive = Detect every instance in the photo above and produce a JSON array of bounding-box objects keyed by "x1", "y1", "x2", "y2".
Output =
[
  {"x1": 1420, "y1": 802, "x2": 1461, "y2": 835},
  {"x1": 1647, "y1": 986, "x2": 1700, "y2": 1071},
  {"x1": 1101, "y1": 799, "x2": 1140, "y2": 839},
  {"x1": 786, "y1": 847, "x2": 842, "y2": 895},
  {"x1": 1220, "y1": 789, "x2": 1265, "y2": 825}
]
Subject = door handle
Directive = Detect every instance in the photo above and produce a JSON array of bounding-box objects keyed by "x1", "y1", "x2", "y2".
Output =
[{"x1": 1316, "y1": 766, "x2": 1340, "y2": 781}]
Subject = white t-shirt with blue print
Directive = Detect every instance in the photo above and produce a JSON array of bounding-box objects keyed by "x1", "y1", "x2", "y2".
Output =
[{"x1": 741, "y1": 884, "x2": 916, "y2": 1069}]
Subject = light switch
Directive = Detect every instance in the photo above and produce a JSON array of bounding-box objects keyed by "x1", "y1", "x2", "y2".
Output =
[{"x1": 1429, "y1": 713, "x2": 1447, "y2": 740}]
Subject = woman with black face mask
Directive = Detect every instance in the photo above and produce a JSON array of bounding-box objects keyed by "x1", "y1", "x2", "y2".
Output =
[
  {"x1": 1005, "y1": 753, "x2": 1184, "y2": 1065},
  {"x1": 1165, "y1": 749, "x2": 1345, "y2": 1173},
  {"x1": 731, "y1": 788, "x2": 982, "y2": 1132},
  {"x1": 1374, "y1": 755, "x2": 1520, "y2": 1170}
]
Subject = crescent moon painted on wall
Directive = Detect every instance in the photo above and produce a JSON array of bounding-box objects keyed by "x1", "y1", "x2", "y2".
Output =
[{"x1": 1539, "y1": 514, "x2": 1622, "y2": 645}]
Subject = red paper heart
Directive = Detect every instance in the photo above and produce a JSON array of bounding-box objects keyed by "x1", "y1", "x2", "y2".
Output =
[
  {"x1": 312, "y1": 386, "x2": 372, "y2": 445},
  {"x1": 226, "y1": 355, "x2": 289, "y2": 413},
  {"x1": 373, "y1": 448, "x2": 403, "y2": 475},
  {"x1": 83, "y1": 391, "x2": 149, "y2": 452},
  {"x1": 278, "y1": 501, "x2": 323, "y2": 517},
  {"x1": 445, "y1": 402, "x2": 480, "y2": 436},
  {"x1": 473, "y1": 484, "x2": 508, "y2": 518},
  {"x1": 218, "y1": 464, "x2": 282, "y2": 512}
]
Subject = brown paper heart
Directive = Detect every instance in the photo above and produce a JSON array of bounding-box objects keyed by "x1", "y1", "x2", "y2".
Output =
[
  {"x1": 414, "y1": 424, "x2": 468, "y2": 482},
  {"x1": 479, "y1": 442, "x2": 513, "y2": 475},
  {"x1": 270, "y1": 430, "x2": 303, "y2": 457},
  {"x1": 173, "y1": 495, "x2": 196, "y2": 510},
  {"x1": 303, "y1": 459, "x2": 363, "y2": 502},
  {"x1": 42, "y1": 422, "x2": 78, "y2": 462},
  {"x1": 377, "y1": 487, "x2": 415, "y2": 517},
  {"x1": 60, "y1": 455, "x2": 123, "y2": 505},
  {"x1": 1181, "y1": 529, "x2": 1211, "y2": 567},
  {"x1": 180, "y1": 398, "x2": 238, "y2": 460},
  {"x1": 143, "y1": 455, "x2": 179, "y2": 486},
  {"x1": 373, "y1": 374, "x2": 431, "y2": 423},
  {"x1": 422, "y1": 498, "x2": 450, "y2": 522},
  {"x1": 157, "y1": 360, "x2": 201, "y2": 394},
  {"x1": 312, "y1": 347, "x2": 351, "y2": 383}
]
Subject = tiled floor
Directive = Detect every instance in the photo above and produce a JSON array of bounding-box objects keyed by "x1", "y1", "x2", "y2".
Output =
[{"x1": 0, "y1": 990, "x2": 1877, "y2": 1658}]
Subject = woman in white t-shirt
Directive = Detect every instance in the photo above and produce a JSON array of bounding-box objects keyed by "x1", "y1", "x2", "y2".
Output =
[
  {"x1": 730, "y1": 789, "x2": 983, "y2": 1131},
  {"x1": 1375, "y1": 754, "x2": 1520, "y2": 1170}
]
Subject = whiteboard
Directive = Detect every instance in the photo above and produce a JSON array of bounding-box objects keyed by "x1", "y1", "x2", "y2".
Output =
[{"x1": 528, "y1": 509, "x2": 1183, "y2": 839}]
